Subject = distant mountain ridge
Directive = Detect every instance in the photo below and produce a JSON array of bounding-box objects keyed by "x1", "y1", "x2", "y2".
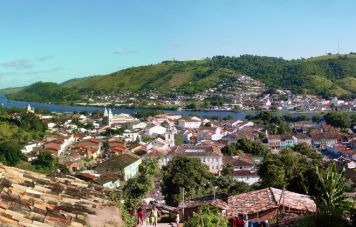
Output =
[{"x1": 6, "y1": 54, "x2": 356, "y2": 102}]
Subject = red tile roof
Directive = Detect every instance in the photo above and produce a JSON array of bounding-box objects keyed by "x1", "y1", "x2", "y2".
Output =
[{"x1": 228, "y1": 187, "x2": 316, "y2": 217}]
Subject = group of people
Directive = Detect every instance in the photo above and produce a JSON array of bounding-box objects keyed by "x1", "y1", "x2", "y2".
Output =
[
  {"x1": 136, "y1": 205, "x2": 180, "y2": 227},
  {"x1": 231, "y1": 214, "x2": 269, "y2": 227}
]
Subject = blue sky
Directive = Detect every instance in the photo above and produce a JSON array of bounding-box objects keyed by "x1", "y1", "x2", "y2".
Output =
[{"x1": 1, "y1": 0, "x2": 356, "y2": 88}]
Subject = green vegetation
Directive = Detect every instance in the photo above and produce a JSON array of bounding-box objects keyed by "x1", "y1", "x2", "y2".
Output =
[
  {"x1": 315, "y1": 163, "x2": 349, "y2": 216},
  {"x1": 7, "y1": 54, "x2": 356, "y2": 103},
  {"x1": 0, "y1": 140, "x2": 23, "y2": 166},
  {"x1": 216, "y1": 165, "x2": 252, "y2": 195},
  {"x1": 258, "y1": 144, "x2": 322, "y2": 195},
  {"x1": 0, "y1": 86, "x2": 25, "y2": 95},
  {"x1": 221, "y1": 138, "x2": 270, "y2": 156},
  {"x1": 134, "y1": 109, "x2": 164, "y2": 119},
  {"x1": 323, "y1": 112, "x2": 351, "y2": 129},
  {"x1": 209, "y1": 55, "x2": 356, "y2": 98},
  {"x1": 123, "y1": 158, "x2": 159, "y2": 211},
  {"x1": 184, "y1": 205, "x2": 229, "y2": 227},
  {"x1": 32, "y1": 151, "x2": 56, "y2": 170},
  {"x1": 162, "y1": 156, "x2": 252, "y2": 207},
  {"x1": 8, "y1": 82, "x2": 81, "y2": 103},
  {"x1": 108, "y1": 158, "x2": 159, "y2": 226},
  {"x1": 162, "y1": 156, "x2": 215, "y2": 206},
  {"x1": 0, "y1": 107, "x2": 47, "y2": 166},
  {"x1": 296, "y1": 163, "x2": 354, "y2": 227}
]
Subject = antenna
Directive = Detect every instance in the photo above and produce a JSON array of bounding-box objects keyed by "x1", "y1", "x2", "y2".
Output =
[{"x1": 337, "y1": 42, "x2": 340, "y2": 55}]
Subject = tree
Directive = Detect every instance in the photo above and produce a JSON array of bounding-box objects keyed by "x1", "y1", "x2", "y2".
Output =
[
  {"x1": 324, "y1": 112, "x2": 350, "y2": 128},
  {"x1": 123, "y1": 158, "x2": 159, "y2": 211},
  {"x1": 259, "y1": 161, "x2": 286, "y2": 188},
  {"x1": 297, "y1": 163, "x2": 352, "y2": 227},
  {"x1": 221, "y1": 143, "x2": 239, "y2": 156},
  {"x1": 235, "y1": 139, "x2": 270, "y2": 155},
  {"x1": 184, "y1": 205, "x2": 229, "y2": 227},
  {"x1": 258, "y1": 149, "x2": 322, "y2": 195},
  {"x1": 221, "y1": 164, "x2": 233, "y2": 177},
  {"x1": 0, "y1": 140, "x2": 23, "y2": 166},
  {"x1": 312, "y1": 115, "x2": 323, "y2": 123},
  {"x1": 32, "y1": 151, "x2": 56, "y2": 169},
  {"x1": 315, "y1": 163, "x2": 349, "y2": 216},
  {"x1": 351, "y1": 113, "x2": 356, "y2": 126},
  {"x1": 139, "y1": 158, "x2": 159, "y2": 176},
  {"x1": 215, "y1": 175, "x2": 251, "y2": 195},
  {"x1": 161, "y1": 156, "x2": 214, "y2": 206}
]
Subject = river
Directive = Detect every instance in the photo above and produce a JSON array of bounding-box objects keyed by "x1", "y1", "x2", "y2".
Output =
[{"x1": 0, "y1": 95, "x2": 324, "y2": 120}]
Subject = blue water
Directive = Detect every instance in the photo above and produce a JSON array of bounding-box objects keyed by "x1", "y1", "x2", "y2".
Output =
[{"x1": 0, "y1": 95, "x2": 323, "y2": 120}]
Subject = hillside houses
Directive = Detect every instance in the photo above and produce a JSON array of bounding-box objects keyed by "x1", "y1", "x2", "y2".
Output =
[
  {"x1": 310, "y1": 132, "x2": 341, "y2": 149},
  {"x1": 268, "y1": 135, "x2": 294, "y2": 152}
]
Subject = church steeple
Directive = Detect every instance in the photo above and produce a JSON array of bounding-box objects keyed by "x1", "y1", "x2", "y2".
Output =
[
  {"x1": 165, "y1": 130, "x2": 175, "y2": 147},
  {"x1": 27, "y1": 104, "x2": 34, "y2": 113}
]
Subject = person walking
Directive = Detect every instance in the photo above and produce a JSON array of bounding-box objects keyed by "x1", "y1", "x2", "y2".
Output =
[
  {"x1": 137, "y1": 207, "x2": 144, "y2": 226},
  {"x1": 150, "y1": 205, "x2": 158, "y2": 226}
]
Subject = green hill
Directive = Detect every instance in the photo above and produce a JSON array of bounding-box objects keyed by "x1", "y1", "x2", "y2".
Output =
[
  {"x1": 0, "y1": 86, "x2": 26, "y2": 95},
  {"x1": 7, "y1": 54, "x2": 356, "y2": 102}
]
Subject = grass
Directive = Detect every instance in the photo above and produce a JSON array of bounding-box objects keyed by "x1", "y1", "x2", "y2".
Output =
[
  {"x1": 0, "y1": 86, "x2": 25, "y2": 95},
  {"x1": 309, "y1": 75, "x2": 350, "y2": 97},
  {"x1": 16, "y1": 161, "x2": 52, "y2": 174}
]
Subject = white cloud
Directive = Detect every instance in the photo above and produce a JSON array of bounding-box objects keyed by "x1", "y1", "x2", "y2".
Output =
[
  {"x1": 0, "y1": 59, "x2": 33, "y2": 70},
  {"x1": 113, "y1": 48, "x2": 137, "y2": 55},
  {"x1": 37, "y1": 55, "x2": 54, "y2": 62},
  {"x1": 25, "y1": 66, "x2": 62, "y2": 75}
]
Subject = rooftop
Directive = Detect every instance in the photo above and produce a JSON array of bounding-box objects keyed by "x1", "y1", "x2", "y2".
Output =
[
  {"x1": 228, "y1": 187, "x2": 316, "y2": 216},
  {"x1": 0, "y1": 165, "x2": 121, "y2": 226},
  {"x1": 94, "y1": 153, "x2": 141, "y2": 173},
  {"x1": 169, "y1": 145, "x2": 222, "y2": 157}
]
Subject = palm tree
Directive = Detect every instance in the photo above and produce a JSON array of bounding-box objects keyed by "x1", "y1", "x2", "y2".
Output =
[{"x1": 315, "y1": 163, "x2": 348, "y2": 216}]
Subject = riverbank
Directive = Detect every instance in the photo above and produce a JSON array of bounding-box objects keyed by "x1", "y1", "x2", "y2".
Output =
[{"x1": 1, "y1": 95, "x2": 336, "y2": 120}]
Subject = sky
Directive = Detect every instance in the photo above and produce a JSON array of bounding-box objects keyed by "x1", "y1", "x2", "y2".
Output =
[{"x1": 1, "y1": 0, "x2": 356, "y2": 89}]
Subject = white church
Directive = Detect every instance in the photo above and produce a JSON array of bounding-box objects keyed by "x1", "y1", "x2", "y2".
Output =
[
  {"x1": 27, "y1": 104, "x2": 35, "y2": 113},
  {"x1": 103, "y1": 107, "x2": 137, "y2": 126}
]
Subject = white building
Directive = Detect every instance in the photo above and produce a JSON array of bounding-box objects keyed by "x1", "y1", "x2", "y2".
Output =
[
  {"x1": 127, "y1": 121, "x2": 147, "y2": 130},
  {"x1": 27, "y1": 104, "x2": 35, "y2": 113},
  {"x1": 162, "y1": 146, "x2": 223, "y2": 173},
  {"x1": 197, "y1": 127, "x2": 223, "y2": 141},
  {"x1": 122, "y1": 130, "x2": 141, "y2": 142},
  {"x1": 233, "y1": 171, "x2": 260, "y2": 185},
  {"x1": 145, "y1": 125, "x2": 167, "y2": 135},
  {"x1": 178, "y1": 118, "x2": 202, "y2": 129},
  {"x1": 21, "y1": 142, "x2": 42, "y2": 154},
  {"x1": 104, "y1": 108, "x2": 137, "y2": 125}
]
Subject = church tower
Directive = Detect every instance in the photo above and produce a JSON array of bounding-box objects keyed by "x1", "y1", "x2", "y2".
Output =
[
  {"x1": 104, "y1": 107, "x2": 108, "y2": 117},
  {"x1": 165, "y1": 130, "x2": 175, "y2": 147},
  {"x1": 108, "y1": 108, "x2": 113, "y2": 125},
  {"x1": 27, "y1": 104, "x2": 34, "y2": 113}
]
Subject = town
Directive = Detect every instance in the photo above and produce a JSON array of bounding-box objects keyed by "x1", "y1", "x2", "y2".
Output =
[
  {"x1": 78, "y1": 75, "x2": 356, "y2": 112},
  {"x1": 1, "y1": 1, "x2": 356, "y2": 226},
  {"x1": 0, "y1": 103, "x2": 354, "y2": 226}
]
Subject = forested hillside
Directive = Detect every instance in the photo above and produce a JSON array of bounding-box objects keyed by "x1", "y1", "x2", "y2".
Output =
[{"x1": 6, "y1": 54, "x2": 356, "y2": 102}]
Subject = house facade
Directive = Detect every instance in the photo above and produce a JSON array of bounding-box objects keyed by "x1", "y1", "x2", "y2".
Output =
[{"x1": 162, "y1": 146, "x2": 223, "y2": 173}]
